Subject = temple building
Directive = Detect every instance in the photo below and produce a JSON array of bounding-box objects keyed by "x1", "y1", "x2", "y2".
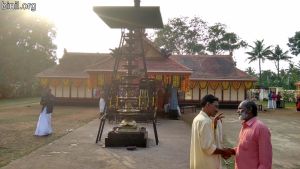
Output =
[{"x1": 37, "y1": 39, "x2": 256, "y2": 108}]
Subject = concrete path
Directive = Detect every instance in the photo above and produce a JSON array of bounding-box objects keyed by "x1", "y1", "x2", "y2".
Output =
[
  {"x1": 1, "y1": 119, "x2": 191, "y2": 169},
  {"x1": 222, "y1": 109, "x2": 300, "y2": 169}
]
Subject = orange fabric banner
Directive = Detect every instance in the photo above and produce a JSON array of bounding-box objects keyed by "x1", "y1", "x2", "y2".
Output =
[
  {"x1": 50, "y1": 79, "x2": 61, "y2": 87},
  {"x1": 88, "y1": 75, "x2": 97, "y2": 89},
  {"x1": 72, "y1": 79, "x2": 82, "y2": 88}
]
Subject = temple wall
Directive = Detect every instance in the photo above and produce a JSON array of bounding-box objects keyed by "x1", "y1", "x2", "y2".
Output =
[
  {"x1": 187, "y1": 84, "x2": 247, "y2": 102},
  {"x1": 49, "y1": 84, "x2": 92, "y2": 98},
  {"x1": 192, "y1": 87, "x2": 199, "y2": 100},
  {"x1": 62, "y1": 86, "x2": 69, "y2": 97},
  {"x1": 223, "y1": 88, "x2": 230, "y2": 101}
]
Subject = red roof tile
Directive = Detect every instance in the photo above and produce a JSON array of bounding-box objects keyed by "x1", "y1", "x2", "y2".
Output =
[
  {"x1": 36, "y1": 52, "x2": 111, "y2": 78},
  {"x1": 171, "y1": 55, "x2": 256, "y2": 81},
  {"x1": 85, "y1": 56, "x2": 192, "y2": 74}
]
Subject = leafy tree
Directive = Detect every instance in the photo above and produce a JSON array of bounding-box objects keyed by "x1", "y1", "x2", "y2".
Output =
[
  {"x1": 268, "y1": 45, "x2": 292, "y2": 80},
  {"x1": 284, "y1": 63, "x2": 300, "y2": 90},
  {"x1": 206, "y1": 23, "x2": 226, "y2": 54},
  {"x1": 153, "y1": 17, "x2": 208, "y2": 55},
  {"x1": 207, "y1": 23, "x2": 247, "y2": 54},
  {"x1": 260, "y1": 70, "x2": 277, "y2": 88},
  {"x1": 246, "y1": 40, "x2": 272, "y2": 87},
  {"x1": 0, "y1": 10, "x2": 57, "y2": 98},
  {"x1": 295, "y1": 61, "x2": 300, "y2": 70},
  {"x1": 245, "y1": 67, "x2": 257, "y2": 77},
  {"x1": 287, "y1": 31, "x2": 300, "y2": 56},
  {"x1": 153, "y1": 17, "x2": 246, "y2": 55}
]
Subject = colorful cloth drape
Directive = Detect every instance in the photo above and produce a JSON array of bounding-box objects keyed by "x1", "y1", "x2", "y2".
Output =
[{"x1": 209, "y1": 81, "x2": 220, "y2": 90}]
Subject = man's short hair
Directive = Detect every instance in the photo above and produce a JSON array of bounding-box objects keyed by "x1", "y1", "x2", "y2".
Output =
[
  {"x1": 243, "y1": 100, "x2": 258, "y2": 116},
  {"x1": 200, "y1": 94, "x2": 219, "y2": 107}
]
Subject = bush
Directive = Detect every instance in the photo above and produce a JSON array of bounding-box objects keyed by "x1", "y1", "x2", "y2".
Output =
[{"x1": 282, "y1": 90, "x2": 296, "y2": 102}]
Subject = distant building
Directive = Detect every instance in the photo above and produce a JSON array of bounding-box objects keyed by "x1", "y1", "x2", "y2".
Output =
[{"x1": 37, "y1": 39, "x2": 256, "y2": 108}]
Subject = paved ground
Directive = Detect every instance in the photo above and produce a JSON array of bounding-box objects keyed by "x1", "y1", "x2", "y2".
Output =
[
  {"x1": 222, "y1": 109, "x2": 300, "y2": 169},
  {"x1": 182, "y1": 108, "x2": 300, "y2": 169},
  {"x1": 1, "y1": 119, "x2": 191, "y2": 169},
  {"x1": 2, "y1": 108, "x2": 300, "y2": 169}
]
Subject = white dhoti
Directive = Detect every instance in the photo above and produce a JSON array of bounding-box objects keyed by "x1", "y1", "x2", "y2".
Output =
[{"x1": 35, "y1": 107, "x2": 52, "y2": 136}]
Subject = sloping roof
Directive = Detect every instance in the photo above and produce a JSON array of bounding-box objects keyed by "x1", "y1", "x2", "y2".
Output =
[
  {"x1": 85, "y1": 56, "x2": 192, "y2": 73},
  {"x1": 36, "y1": 52, "x2": 111, "y2": 78},
  {"x1": 171, "y1": 55, "x2": 257, "y2": 81}
]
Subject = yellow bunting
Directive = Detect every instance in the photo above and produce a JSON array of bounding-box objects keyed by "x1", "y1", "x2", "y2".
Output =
[
  {"x1": 231, "y1": 81, "x2": 241, "y2": 90},
  {"x1": 221, "y1": 81, "x2": 230, "y2": 90},
  {"x1": 155, "y1": 74, "x2": 163, "y2": 81},
  {"x1": 40, "y1": 78, "x2": 48, "y2": 87},
  {"x1": 172, "y1": 75, "x2": 180, "y2": 88},
  {"x1": 209, "y1": 81, "x2": 219, "y2": 90},
  {"x1": 97, "y1": 74, "x2": 104, "y2": 87},
  {"x1": 244, "y1": 81, "x2": 253, "y2": 89},
  {"x1": 63, "y1": 79, "x2": 70, "y2": 87},
  {"x1": 199, "y1": 81, "x2": 208, "y2": 89},
  {"x1": 189, "y1": 81, "x2": 198, "y2": 89}
]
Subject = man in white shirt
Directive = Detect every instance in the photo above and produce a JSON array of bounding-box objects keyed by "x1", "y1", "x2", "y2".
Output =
[{"x1": 190, "y1": 94, "x2": 231, "y2": 169}]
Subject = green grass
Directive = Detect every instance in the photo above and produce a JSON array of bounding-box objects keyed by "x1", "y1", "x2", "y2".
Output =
[
  {"x1": 0, "y1": 100, "x2": 98, "y2": 168},
  {"x1": 0, "y1": 97, "x2": 39, "y2": 108},
  {"x1": 259, "y1": 100, "x2": 296, "y2": 108}
]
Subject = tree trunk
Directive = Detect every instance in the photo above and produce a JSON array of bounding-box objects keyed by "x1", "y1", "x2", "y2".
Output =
[
  {"x1": 277, "y1": 60, "x2": 280, "y2": 81},
  {"x1": 259, "y1": 59, "x2": 262, "y2": 88}
]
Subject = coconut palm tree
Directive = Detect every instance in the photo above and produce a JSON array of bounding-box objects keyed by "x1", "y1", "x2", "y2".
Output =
[
  {"x1": 246, "y1": 40, "x2": 272, "y2": 87},
  {"x1": 268, "y1": 45, "x2": 292, "y2": 81}
]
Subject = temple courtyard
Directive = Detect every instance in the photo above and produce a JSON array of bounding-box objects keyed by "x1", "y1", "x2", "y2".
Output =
[{"x1": 0, "y1": 103, "x2": 300, "y2": 169}]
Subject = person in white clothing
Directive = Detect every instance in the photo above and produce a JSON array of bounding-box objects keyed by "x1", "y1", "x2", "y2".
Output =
[
  {"x1": 35, "y1": 88, "x2": 54, "y2": 136},
  {"x1": 99, "y1": 93, "x2": 106, "y2": 115},
  {"x1": 190, "y1": 94, "x2": 231, "y2": 169}
]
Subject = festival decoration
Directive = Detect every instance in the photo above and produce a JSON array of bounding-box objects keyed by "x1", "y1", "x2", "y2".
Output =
[
  {"x1": 231, "y1": 81, "x2": 241, "y2": 90},
  {"x1": 209, "y1": 81, "x2": 220, "y2": 90},
  {"x1": 244, "y1": 81, "x2": 253, "y2": 89},
  {"x1": 221, "y1": 81, "x2": 230, "y2": 90},
  {"x1": 199, "y1": 81, "x2": 207, "y2": 89},
  {"x1": 40, "y1": 78, "x2": 49, "y2": 87}
]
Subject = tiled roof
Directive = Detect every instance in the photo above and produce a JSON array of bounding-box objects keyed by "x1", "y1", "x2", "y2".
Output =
[
  {"x1": 170, "y1": 55, "x2": 256, "y2": 81},
  {"x1": 36, "y1": 52, "x2": 111, "y2": 78},
  {"x1": 85, "y1": 56, "x2": 192, "y2": 74}
]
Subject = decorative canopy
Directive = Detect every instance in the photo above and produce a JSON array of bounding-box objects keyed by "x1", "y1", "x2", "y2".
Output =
[{"x1": 93, "y1": 6, "x2": 163, "y2": 28}]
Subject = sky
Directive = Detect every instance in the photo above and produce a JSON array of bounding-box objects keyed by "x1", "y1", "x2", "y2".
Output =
[{"x1": 35, "y1": 0, "x2": 300, "y2": 73}]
